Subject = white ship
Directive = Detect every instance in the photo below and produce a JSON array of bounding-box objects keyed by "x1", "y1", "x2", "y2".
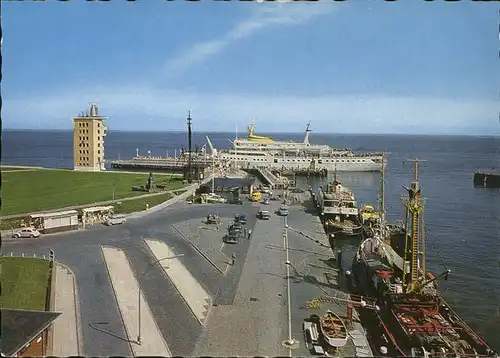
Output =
[{"x1": 206, "y1": 120, "x2": 386, "y2": 172}]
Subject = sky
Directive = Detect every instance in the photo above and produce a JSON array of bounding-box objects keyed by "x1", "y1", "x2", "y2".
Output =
[{"x1": 2, "y1": 0, "x2": 499, "y2": 135}]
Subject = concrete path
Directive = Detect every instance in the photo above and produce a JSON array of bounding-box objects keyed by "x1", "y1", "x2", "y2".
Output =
[
  {"x1": 101, "y1": 246, "x2": 171, "y2": 357},
  {"x1": 51, "y1": 264, "x2": 80, "y2": 356},
  {"x1": 194, "y1": 202, "x2": 288, "y2": 356},
  {"x1": 144, "y1": 239, "x2": 212, "y2": 325}
]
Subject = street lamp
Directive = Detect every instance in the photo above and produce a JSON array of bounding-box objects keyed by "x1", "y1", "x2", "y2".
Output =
[
  {"x1": 137, "y1": 254, "x2": 184, "y2": 345},
  {"x1": 112, "y1": 179, "x2": 119, "y2": 201},
  {"x1": 282, "y1": 226, "x2": 298, "y2": 350}
]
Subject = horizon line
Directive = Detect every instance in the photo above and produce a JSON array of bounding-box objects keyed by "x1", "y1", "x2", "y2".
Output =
[{"x1": 2, "y1": 127, "x2": 499, "y2": 138}]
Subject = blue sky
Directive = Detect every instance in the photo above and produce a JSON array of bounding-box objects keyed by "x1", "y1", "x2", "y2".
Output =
[{"x1": 3, "y1": 0, "x2": 499, "y2": 135}]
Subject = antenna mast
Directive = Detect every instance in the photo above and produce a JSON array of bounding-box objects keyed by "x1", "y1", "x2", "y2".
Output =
[{"x1": 402, "y1": 158, "x2": 427, "y2": 292}]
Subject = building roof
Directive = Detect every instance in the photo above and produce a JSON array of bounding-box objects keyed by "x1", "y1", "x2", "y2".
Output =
[
  {"x1": 201, "y1": 176, "x2": 256, "y2": 189},
  {"x1": 30, "y1": 210, "x2": 78, "y2": 219},
  {"x1": 0, "y1": 309, "x2": 61, "y2": 357},
  {"x1": 82, "y1": 205, "x2": 114, "y2": 213}
]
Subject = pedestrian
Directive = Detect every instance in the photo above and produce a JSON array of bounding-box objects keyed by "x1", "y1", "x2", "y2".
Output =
[
  {"x1": 248, "y1": 229, "x2": 252, "y2": 240},
  {"x1": 231, "y1": 253, "x2": 236, "y2": 266}
]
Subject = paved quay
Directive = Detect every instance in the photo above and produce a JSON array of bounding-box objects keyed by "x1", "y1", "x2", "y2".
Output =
[
  {"x1": 51, "y1": 263, "x2": 81, "y2": 356},
  {"x1": 1, "y1": 202, "x2": 259, "y2": 356},
  {"x1": 102, "y1": 246, "x2": 172, "y2": 357},
  {"x1": 284, "y1": 197, "x2": 372, "y2": 357},
  {"x1": 144, "y1": 239, "x2": 212, "y2": 325},
  {"x1": 0, "y1": 190, "x2": 373, "y2": 357},
  {"x1": 194, "y1": 200, "x2": 289, "y2": 357}
]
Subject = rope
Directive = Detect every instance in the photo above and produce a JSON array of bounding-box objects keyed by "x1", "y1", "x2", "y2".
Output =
[
  {"x1": 287, "y1": 226, "x2": 330, "y2": 249},
  {"x1": 425, "y1": 226, "x2": 449, "y2": 270}
]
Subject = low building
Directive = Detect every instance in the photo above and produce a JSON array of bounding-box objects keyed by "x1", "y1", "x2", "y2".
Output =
[
  {"x1": 199, "y1": 177, "x2": 257, "y2": 201},
  {"x1": 1, "y1": 309, "x2": 61, "y2": 357},
  {"x1": 29, "y1": 210, "x2": 79, "y2": 234}
]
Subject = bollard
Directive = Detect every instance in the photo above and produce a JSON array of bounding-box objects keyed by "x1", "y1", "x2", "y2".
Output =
[
  {"x1": 43, "y1": 254, "x2": 46, "y2": 259},
  {"x1": 10, "y1": 252, "x2": 13, "y2": 257},
  {"x1": 34, "y1": 254, "x2": 36, "y2": 258},
  {"x1": 22, "y1": 253, "x2": 25, "y2": 257}
]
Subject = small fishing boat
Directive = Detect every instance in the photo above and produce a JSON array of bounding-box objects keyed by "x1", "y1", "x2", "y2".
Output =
[{"x1": 320, "y1": 310, "x2": 348, "y2": 348}]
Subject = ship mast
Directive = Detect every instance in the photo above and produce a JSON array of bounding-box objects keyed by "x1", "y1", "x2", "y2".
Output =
[
  {"x1": 402, "y1": 158, "x2": 427, "y2": 293},
  {"x1": 379, "y1": 154, "x2": 386, "y2": 225}
]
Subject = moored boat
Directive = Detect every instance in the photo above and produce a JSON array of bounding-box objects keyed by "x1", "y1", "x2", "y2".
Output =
[
  {"x1": 316, "y1": 174, "x2": 363, "y2": 246},
  {"x1": 352, "y1": 158, "x2": 498, "y2": 357},
  {"x1": 320, "y1": 310, "x2": 348, "y2": 348},
  {"x1": 205, "y1": 120, "x2": 386, "y2": 172}
]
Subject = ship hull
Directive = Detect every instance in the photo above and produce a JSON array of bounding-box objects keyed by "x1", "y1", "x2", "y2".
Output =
[
  {"x1": 220, "y1": 154, "x2": 385, "y2": 172},
  {"x1": 326, "y1": 224, "x2": 363, "y2": 242},
  {"x1": 351, "y1": 239, "x2": 498, "y2": 358}
]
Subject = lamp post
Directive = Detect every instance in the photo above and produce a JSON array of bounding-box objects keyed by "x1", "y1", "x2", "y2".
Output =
[
  {"x1": 137, "y1": 254, "x2": 184, "y2": 345},
  {"x1": 112, "y1": 179, "x2": 119, "y2": 201},
  {"x1": 282, "y1": 215, "x2": 298, "y2": 351}
]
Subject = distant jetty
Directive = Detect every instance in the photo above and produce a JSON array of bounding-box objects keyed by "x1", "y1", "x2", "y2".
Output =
[{"x1": 473, "y1": 171, "x2": 500, "y2": 188}]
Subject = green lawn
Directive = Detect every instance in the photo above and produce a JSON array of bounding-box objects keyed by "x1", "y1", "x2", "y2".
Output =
[
  {"x1": 1, "y1": 169, "x2": 185, "y2": 216},
  {"x1": 1, "y1": 257, "x2": 51, "y2": 310},
  {"x1": 114, "y1": 192, "x2": 174, "y2": 214}
]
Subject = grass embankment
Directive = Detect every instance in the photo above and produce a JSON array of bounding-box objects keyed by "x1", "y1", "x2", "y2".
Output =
[
  {"x1": 0, "y1": 257, "x2": 51, "y2": 310},
  {"x1": 0, "y1": 169, "x2": 185, "y2": 217},
  {"x1": 114, "y1": 192, "x2": 174, "y2": 213},
  {"x1": 1, "y1": 167, "x2": 34, "y2": 171}
]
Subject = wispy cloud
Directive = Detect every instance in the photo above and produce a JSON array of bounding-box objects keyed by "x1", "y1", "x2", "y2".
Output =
[
  {"x1": 162, "y1": 3, "x2": 334, "y2": 76},
  {"x1": 4, "y1": 86, "x2": 498, "y2": 136}
]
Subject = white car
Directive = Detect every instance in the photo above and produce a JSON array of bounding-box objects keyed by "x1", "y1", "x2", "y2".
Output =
[
  {"x1": 104, "y1": 214, "x2": 127, "y2": 226},
  {"x1": 13, "y1": 228, "x2": 41, "y2": 239},
  {"x1": 279, "y1": 205, "x2": 289, "y2": 216}
]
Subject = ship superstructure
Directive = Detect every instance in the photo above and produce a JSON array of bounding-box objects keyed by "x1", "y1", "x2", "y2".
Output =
[
  {"x1": 315, "y1": 172, "x2": 363, "y2": 245},
  {"x1": 352, "y1": 158, "x2": 498, "y2": 358},
  {"x1": 206, "y1": 120, "x2": 386, "y2": 172}
]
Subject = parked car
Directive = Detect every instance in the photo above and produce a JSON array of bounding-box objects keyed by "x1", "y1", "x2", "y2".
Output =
[
  {"x1": 104, "y1": 214, "x2": 127, "y2": 226},
  {"x1": 228, "y1": 222, "x2": 243, "y2": 233},
  {"x1": 12, "y1": 227, "x2": 40, "y2": 239},
  {"x1": 258, "y1": 209, "x2": 271, "y2": 220},
  {"x1": 229, "y1": 198, "x2": 243, "y2": 205},
  {"x1": 292, "y1": 188, "x2": 305, "y2": 193},
  {"x1": 234, "y1": 213, "x2": 248, "y2": 224},
  {"x1": 206, "y1": 212, "x2": 220, "y2": 224},
  {"x1": 224, "y1": 231, "x2": 241, "y2": 244},
  {"x1": 262, "y1": 198, "x2": 271, "y2": 205},
  {"x1": 279, "y1": 205, "x2": 289, "y2": 216}
]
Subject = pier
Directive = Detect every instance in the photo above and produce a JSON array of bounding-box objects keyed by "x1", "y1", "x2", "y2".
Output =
[
  {"x1": 281, "y1": 190, "x2": 373, "y2": 357},
  {"x1": 244, "y1": 168, "x2": 288, "y2": 189},
  {"x1": 474, "y1": 171, "x2": 500, "y2": 188}
]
